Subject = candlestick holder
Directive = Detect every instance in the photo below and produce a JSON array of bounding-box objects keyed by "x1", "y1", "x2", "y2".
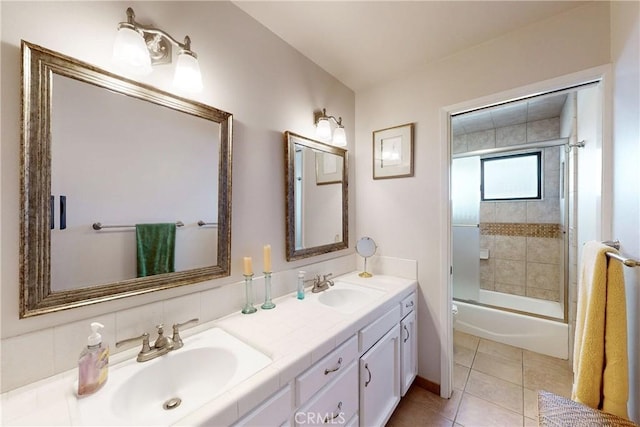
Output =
[
  {"x1": 241, "y1": 274, "x2": 257, "y2": 314},
  {"x1": 261, "y1": 272, "x2": 276, "y2": 310}
]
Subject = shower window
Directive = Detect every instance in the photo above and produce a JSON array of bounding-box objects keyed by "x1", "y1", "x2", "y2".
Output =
[{"x1": 481, "y1": 152, "x2": 542, "y2": 201}]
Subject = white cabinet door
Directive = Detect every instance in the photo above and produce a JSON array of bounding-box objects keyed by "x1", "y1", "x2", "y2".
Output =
[
  {"x1": 359, "y1": 324, "x2": 400, "y2": 427},
  {"x1": 400, "y1": 310, "x2": 417, "y2": 396}
]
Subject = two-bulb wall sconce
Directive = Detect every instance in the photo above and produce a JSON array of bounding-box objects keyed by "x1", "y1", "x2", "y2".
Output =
[
  {"x1": 314, "y1": 108, "x2": 347, "y2": 147},
  {"x1": 112, "y1": 7, "x2": 203, "y2": 93}
]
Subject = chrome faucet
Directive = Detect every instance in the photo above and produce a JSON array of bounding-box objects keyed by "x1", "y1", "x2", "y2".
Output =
[
  {"x1": 153, "y1": 324, "x2": 174, "y2": 351},
  {"x1": 116, "y1": 318, "x2": 199, "y2": 362},
  {"x1": 310, "y1": 273, "x2": 334, "y2": 293},
  {"x1": 171, "y1": 318, "x2": 199, "y2": 350}
]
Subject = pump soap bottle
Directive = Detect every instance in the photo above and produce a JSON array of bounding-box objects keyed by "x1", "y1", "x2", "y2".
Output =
[
  {"x1": 77, "y1": 322, "x2": 109, "y2": 397},
  {"x1": 297, "y1": 271, "x2": 306, "y2": 300}
]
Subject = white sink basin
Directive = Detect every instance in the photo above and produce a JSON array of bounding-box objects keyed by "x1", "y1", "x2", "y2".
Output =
[
  {"x1": 311, "y1": 281, "x2": 385, "y2": 313},
  {"x1": 76, "y1": 327, "x2": 271, "y2": 426}
]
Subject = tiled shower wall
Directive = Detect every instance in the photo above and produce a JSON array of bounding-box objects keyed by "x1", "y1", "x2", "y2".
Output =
[{"x1": 453, "y1": 118, "x2": 565, "y2": 302}]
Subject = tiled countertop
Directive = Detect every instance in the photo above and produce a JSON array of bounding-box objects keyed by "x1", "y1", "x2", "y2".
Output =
[{"x1": 1, "y1": 272, "x2": 416, "y2": 426}]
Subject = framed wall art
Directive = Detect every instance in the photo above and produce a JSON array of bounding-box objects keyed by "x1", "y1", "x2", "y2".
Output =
[
  {"x1": 372, "y1": 123, "x2": 414, "y2": 179},
  {"x1": 316, "y1": 151, "x2": 344, "y2": 184}
]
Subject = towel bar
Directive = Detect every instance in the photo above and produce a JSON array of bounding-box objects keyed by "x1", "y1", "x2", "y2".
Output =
[
  {"x1": 92, "y1": 221, "x2": 184, "y2": 230},
  {"x1": 603, "y1": 240, "x2": 640, "y2": 268},
  {"x1": 197, "y1": 221, "x2": 218, "y2": 227},
  {"x1": 606, "y1": 252, "x2": 639, "y2": 268}
]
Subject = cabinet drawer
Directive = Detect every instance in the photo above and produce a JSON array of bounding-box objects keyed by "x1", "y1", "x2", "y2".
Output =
[
  {"x1": 358, "y1": 305, "x2": 400, "y2": 353},
  {"x1": 234, "y1": 384, "x2": 292, "y2": 426},
  {"x1": 296, "y1": 335, "x2": 358, "y2": 405},
  {"x1": 400, "y1": 292, "x2": 416, "y2": 318},
  {"x1": 295, "y1": 361, "x2": 358, "y2": 427}
]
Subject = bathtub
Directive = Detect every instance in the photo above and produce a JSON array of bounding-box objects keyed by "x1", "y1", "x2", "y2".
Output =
[{"x1": 454, "y1": 290, "x2": 569, "y2": 359}]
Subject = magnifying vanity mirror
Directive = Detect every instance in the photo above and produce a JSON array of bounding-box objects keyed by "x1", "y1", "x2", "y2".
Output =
[
  {"x1": 20, "y1": 41, "x2": 233, "y2": 317},
  {"x1": 284, "y1": 131, "x2": 348, "y2": 261},
  {"x1": 356, "y1": 237, "x2": 377, "y2": 278}
]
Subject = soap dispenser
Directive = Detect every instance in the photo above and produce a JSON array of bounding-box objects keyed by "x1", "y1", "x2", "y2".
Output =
[
  {"x1": 77, "y1": 322, "x2": 109, "y2": 396},
  {"x1": 297, "y1": 271, "x2": 306, "y2": 300}
]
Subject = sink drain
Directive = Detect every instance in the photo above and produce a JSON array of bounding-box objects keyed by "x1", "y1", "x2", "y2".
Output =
[{"x1": 162, "y1": 397, "x2": 182, "y2": 410}]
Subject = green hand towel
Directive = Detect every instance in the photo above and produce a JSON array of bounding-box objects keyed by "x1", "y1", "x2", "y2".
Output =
[{"x1": 136, "y1": 223, "x2": 176, "y2": 277}]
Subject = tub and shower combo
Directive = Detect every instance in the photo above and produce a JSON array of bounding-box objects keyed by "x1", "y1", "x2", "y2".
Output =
[{"x1": 450, "y1": 95, "x2": 574, "y2": 360}]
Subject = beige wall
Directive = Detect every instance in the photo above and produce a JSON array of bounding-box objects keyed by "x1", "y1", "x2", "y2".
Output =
[
  {"x1": 355, "y1": 2, "x2": 611, "y2": 385},
  {"x1": 0, "y1": 1, "x2": 355, "y2": 390}
]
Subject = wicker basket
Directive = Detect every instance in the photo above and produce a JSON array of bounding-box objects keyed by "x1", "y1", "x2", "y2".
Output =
[{"x1": 538, "y1": 390, "x2": 638, "y2": 427}]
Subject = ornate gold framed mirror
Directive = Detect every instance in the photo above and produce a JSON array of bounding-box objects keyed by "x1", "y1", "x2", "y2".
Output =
[{"x1": 20, "y1": 41, "x2": 233, "y2": 317}]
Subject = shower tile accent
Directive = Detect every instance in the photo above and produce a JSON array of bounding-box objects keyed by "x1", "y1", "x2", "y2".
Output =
[{"x1": 480, "y1": 223, "x2": 562, "y2": 239}]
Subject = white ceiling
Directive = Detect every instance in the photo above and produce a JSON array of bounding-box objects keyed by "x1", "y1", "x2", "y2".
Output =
[{"x1": 233, "y1": 1, "x2": 589, "y2": 91}]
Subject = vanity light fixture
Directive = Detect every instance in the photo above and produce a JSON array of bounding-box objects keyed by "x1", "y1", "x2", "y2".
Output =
[
  {"x1": 113, "y1": 7, "x2": 203, "y2": 93},
  {"x1": 314, "y1": 108, "x2": 347, "y2": 147}
]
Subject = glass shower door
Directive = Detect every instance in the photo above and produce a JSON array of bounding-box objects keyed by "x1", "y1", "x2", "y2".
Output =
[{"x1": 452, "y1": 156, "x2": 480, "y2": 302}]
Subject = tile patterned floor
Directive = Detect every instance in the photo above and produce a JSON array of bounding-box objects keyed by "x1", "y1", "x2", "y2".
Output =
[{"x1": 387, "y1": 330, "x2": 574, "y2": 427}]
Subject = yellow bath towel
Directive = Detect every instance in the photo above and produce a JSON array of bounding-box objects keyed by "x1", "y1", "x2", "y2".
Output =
[{"x1": 572, "y1": 241, "x2": 629, "y2": 419}]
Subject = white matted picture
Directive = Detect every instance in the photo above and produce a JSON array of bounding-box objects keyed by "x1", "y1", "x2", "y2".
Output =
[
  {"x1": 373, "y1": 123, "x2": 414, "y2": 179},
  {"x1": 315, "y1": 151, "x2": 343, "y2": 185}
]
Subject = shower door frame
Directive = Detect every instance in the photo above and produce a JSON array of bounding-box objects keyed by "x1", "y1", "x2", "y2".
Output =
[
  {"x1": 438, "y1": 64, "x2": 613, "y2": 400},
  {"x1": 452, "y1": 138, "x2": 570, "y2": 322}
]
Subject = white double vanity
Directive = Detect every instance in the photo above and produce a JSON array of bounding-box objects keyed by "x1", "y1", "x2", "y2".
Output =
[{"x1": 2, "y1": 272, "x2": 417, "y2": 426}]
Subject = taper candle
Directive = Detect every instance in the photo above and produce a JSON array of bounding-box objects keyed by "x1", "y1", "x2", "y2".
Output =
[
  {"x1": 243, "y1": 257, "x2": 253, "y2": 275},
  {"x1": 263, "y1": 244, "x2": 272, "y2": 273}
]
